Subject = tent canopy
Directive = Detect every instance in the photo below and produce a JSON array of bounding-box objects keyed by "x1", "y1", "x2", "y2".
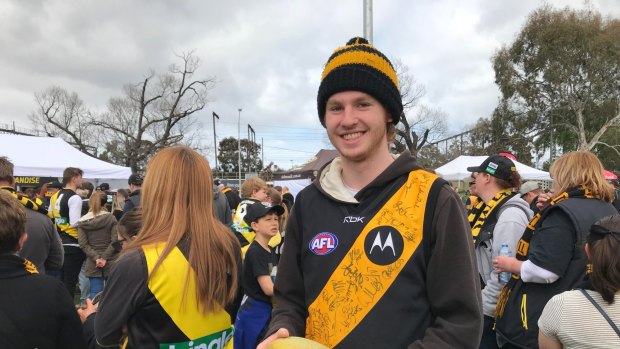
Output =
[
  {"x1": 1, "y1": 134, "x2": 132, "y2": 179},
  {"x1": 435, "y1": 155, "x2": 551, "y2": 181},
  {"x1": 273, "y1": 149, "x2": 339, "y2": 199}
]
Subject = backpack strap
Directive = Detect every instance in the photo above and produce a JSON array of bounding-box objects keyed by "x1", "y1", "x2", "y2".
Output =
[{"x1": 579, "y1": 289, "x2": 620, "y2": 338}]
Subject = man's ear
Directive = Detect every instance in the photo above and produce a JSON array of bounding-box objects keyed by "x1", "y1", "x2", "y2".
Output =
[
  {"x1": 18, "y1": 232, "x2": 28, "y2": 251},
  {"x1": 585, "y1": 243, "x2": 591, "y2": 260}
]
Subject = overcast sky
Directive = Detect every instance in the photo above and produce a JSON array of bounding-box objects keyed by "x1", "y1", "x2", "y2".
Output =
[{"x1": 1, "y1": 0, "x2": 619, "y2": 170}]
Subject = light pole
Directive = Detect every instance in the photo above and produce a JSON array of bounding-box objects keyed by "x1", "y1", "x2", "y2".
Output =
[
  {"x1": 212, "y1": 112, "x2": 220, "y2": 176},
  {"x1": 363, "y1": 0, "x2": 373, "y2": 44},
  {"x1": 247, "y1": 124, "x2": 255, "y2": 174},
  {"x1": 238, "y1": 108, "x2": 242, "y2": 189}
]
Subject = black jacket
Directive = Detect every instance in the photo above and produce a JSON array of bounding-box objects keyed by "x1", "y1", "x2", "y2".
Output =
[
  {"x1": 495, "y1": 197, "x2": 617, "y2": 348},
  {"x1": 122, "y1": 189, "x2": 141, "y2": 215},
  {"x1": 268, "y1": 151, "x2": 483, "y2": 348},
  {"x1": 0, "y1": 255, "x2": 86, "y2": 349}
]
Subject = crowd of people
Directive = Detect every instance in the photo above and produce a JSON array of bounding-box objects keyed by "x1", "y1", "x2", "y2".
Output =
[{"x1": 1, "y1": 37, "x2": 620, "y2": 349}]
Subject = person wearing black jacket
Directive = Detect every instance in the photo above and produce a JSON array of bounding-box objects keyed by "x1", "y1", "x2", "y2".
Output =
[
  {"x1": 259, "y1": 37, "x2": 482, "y2": 349},
  {"x1": 122, "y1": 174, "x2": 143, "y2": 216},
  {"x1": 92, "y1": 146, "x2": 241, "y2": 349},
  {"x1": 0, "y1": 190, "x2": 86, "y2": 349}
]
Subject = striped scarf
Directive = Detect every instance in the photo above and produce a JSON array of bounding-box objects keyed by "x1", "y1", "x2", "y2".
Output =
[
  {"x1": 471, "y1": 189, "x2": 512, "y2": 244},
  {"x1": 495, "y1": 185, "x2": 595, "y2": 319},
  {"x1": 0, "y1": 186, "x2": 49, "y2": 216},
  {"x1": 467, "y1": 198, "x2": 486, "y2": 228}
]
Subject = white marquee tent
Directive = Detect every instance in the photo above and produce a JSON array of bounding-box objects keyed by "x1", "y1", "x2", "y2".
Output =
[
  {"x1": 435, "y1": 155, "x2": 551, "y2": 181},
  {"x1": 0, "y1": 134, "x2": 132, "y2": 179}
]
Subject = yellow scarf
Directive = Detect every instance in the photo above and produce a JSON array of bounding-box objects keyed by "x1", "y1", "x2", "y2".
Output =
[{"x1": 471, "y1": 189, "x2": 512, "y2": 243}]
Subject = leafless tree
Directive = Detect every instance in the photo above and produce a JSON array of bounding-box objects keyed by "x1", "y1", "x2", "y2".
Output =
[
  {"x1": 30, "y1": 86, "x2": 99, "y2": 156},
  {"x1": 94, "y1": 51, "x2": 215, "y2": 172},
  {"x1": 391, "y1": 59, "x2": 447, "y2": 156}
]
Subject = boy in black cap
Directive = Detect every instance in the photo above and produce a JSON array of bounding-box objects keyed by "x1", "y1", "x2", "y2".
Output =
[{"x1": 234, "y1": 202, "x2": 284, "y2": 349}]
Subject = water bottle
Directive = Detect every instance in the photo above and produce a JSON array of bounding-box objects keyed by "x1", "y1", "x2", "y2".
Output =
[{"x1": 498, "y1": 243, "x2": 512, "y2": 285}]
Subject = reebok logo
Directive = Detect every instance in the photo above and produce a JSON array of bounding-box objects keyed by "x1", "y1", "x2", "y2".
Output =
[
  {"x1": 343, "y1": 216, "x2": 365, "y2": 223},
  {"x1": 364, "y1": 226, "x2": 404, "y2": 265}
]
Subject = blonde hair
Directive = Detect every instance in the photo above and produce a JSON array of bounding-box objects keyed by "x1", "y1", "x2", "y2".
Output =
[
  {"x1": 126, "y1": 146, "x2": 239, "y2": 312},
  {"x1": 89, "y1": 191, "x2": 107, "y2": 215},
  {"x1": 240, "y1": 177, "x2": 267, "y2": 198},
  {"x1": 550, "y1": 151, "x2": 614, "y2": 202}
]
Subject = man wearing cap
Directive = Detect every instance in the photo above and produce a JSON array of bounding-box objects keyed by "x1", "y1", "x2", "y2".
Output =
[
  {"x1": 466, "y1": 155, "x2": 533, "y2": 348},
  {"x1": 260, "y1": 38, "x2": 482, "y2": 349},
  {"x1": 519, "y1": 181, "x2": 542, "y2": 214},
  {"x1": 123, "y1": 174, "x2": 143, "y2": 216}
]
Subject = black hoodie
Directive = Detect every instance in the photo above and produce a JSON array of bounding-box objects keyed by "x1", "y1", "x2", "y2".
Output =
[{"x1": 268, "y1": 151, "x2": 483, "y2": 348}]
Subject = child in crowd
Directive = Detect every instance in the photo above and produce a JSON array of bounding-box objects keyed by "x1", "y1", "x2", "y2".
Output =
[{"x1": 234, "y1": 202, "x2": 284, "y2": 349}]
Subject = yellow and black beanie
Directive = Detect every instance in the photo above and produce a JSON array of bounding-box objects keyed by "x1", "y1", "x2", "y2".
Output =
[{"x1": 317, "y1": 37, "x2": 402, "y2": 126}]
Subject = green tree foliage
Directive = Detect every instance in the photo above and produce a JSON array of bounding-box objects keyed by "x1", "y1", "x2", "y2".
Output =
[
  {"x1": 492, "y1": 6, "x2": 620, "y2": 162},
  {"x1": 217, "y1": 137, "x2": 263, "y2": 176}
]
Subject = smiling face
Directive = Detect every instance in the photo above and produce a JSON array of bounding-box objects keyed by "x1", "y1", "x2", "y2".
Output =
[{"x1": 324, "y1": 91, "x2": 392, "y2": 164}]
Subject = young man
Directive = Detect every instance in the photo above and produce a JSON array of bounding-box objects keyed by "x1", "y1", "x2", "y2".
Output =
[
  {"x1": 49, "y1": 167, "x2": 84, "y2": 297},
  {"x1": 234, "y1": 202, "x2": 284, "y2": 349},
  {"x1": 122, "y1": 173, "x2": 143, "y2": 216},
  {"x1": 260, "y1": 37, "x2": 482, "y2": 349},
  {"x1": 519, "y1": 181, "x2": 542, "y2": 214},
  {"x1": 466, "y1": 155, "x2": 533, "y2": 348}
]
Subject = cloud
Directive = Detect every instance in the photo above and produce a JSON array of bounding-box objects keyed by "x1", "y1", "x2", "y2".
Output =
[{"x1": 1, "y1": 0, "x2": 619, "y2": 168}]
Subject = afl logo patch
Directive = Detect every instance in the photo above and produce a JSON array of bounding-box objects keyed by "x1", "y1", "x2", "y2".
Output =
[{"x1": 309, "y1": 232, "x2": 338, "y2": 255}]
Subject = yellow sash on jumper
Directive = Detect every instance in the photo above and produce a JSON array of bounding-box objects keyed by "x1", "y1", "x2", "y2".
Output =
[
  {"x1": 142, "y1": 244, "x2": 233, "y2": 349},
  {"x1": 305, "y1": 170, "x2": 439, "y2": 348}
]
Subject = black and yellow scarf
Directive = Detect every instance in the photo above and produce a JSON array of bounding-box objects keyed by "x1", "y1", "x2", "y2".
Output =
[
  {"x1": 0, "y1": 186, "x2": 49, "y2": 216},
  {"x1": 471, "y1": 189, "x2": 513, "y2": 245},
  {"x1": 495, "y1": 185, "x2": 595, "y2": 318},
  {"x1": 468, "y1": 198, "x2": 486, "y2": 228}
]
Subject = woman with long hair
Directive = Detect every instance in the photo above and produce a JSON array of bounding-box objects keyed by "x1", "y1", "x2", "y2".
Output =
[
  {"x1": 93, "y1": 146, "x2": 241, "y2": 348},
  {"x1": 538, "y1": 214, "x2": 620, "y2": 348},
  {"x1": 77, "y1": 191, "x2": 118, "y2": 299},
  {"x1": 494, "y1": 151, "x2": 617, "y2": 348}
]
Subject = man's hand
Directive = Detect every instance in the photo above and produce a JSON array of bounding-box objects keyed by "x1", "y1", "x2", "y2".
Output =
[
  {"x1": 77, "y1": 298, "x2": 98, "y2": 323},
  {"x1": 257, "y1": 328, "x2": 289, "y2": 349}
]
